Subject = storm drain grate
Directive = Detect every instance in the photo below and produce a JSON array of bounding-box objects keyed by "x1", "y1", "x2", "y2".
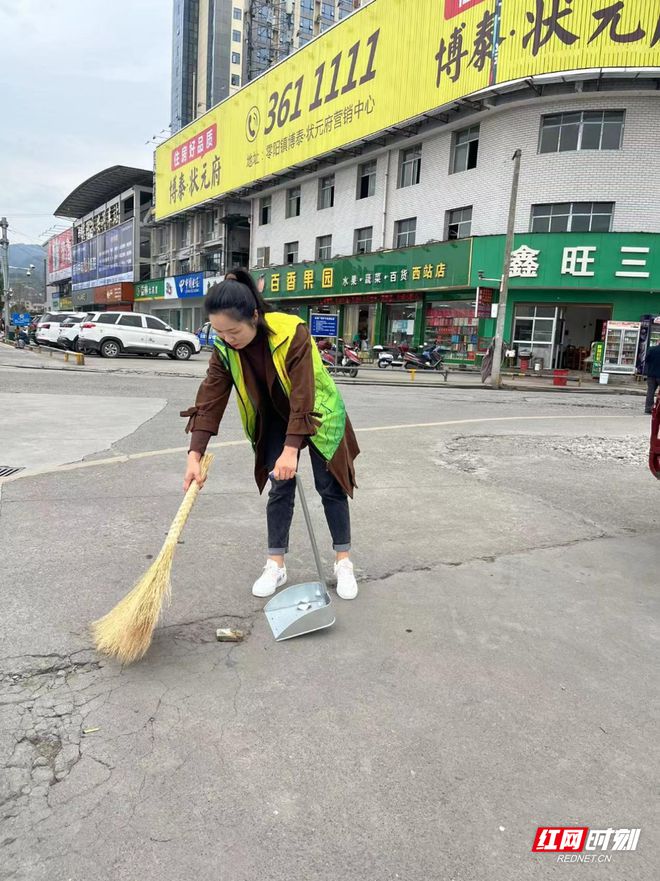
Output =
[{"x1": 0, "y1": 466, "x2": 24, "y2": 478}]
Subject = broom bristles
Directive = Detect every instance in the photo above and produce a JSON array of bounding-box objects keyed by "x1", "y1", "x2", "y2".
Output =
[{"x1": 91, "y1": 454, "x2": 214, "y2": 664}]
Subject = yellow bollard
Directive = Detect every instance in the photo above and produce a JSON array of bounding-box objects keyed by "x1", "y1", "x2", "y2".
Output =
[
  {"x1": 76, "y1": 352, "x2": 85, "y2": 366},
  {"x1": 64, "y1": 352, "x2": 70, "y2": 362},
  {"x1": 410, "y1": 369, "x2": 416, "y2": 382}
]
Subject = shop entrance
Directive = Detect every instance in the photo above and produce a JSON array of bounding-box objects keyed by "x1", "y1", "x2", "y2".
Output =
[
  {"x1": 385, "y1": 303, "x2": 416, "y2": 347},
  {"x1": 344, "y1": 303, "x2": 377, "y2": 349},
  {"x1": 512, "y1": 303, "x2": 611, "y2": 370},
  {"x1": 555, "y1": 305, "x2": 610, "y2": 369}
]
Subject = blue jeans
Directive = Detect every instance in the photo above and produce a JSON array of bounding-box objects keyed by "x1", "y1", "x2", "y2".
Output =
[{"x1": 264, "y1": 419, "x2": 351, "y2": 556}]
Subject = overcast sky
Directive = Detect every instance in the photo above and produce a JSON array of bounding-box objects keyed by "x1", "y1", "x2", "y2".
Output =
[{"x1": 0, "y1": 0, "x2": 172, "y2": 244}]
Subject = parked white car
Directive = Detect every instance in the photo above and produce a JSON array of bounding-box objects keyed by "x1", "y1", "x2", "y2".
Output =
[
  {"x1": 57, "y1": 313, "x2": 99, "y2": 350},
  {"x1": 36, "y1": 312, "x2": 89, "y2": 347},
  {"x1": 78, "y1": 312, "x2": 201, "y2": 360}
]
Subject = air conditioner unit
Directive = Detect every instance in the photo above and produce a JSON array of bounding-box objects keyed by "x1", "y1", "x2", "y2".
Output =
[{"x1": 256, "y1": 255, "x2": 266, "y2": 268}]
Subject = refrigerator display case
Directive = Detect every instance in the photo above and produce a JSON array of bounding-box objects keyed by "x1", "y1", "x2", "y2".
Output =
[{"x1": 603, "y1": 321, "x2": 641, "y2": 375}]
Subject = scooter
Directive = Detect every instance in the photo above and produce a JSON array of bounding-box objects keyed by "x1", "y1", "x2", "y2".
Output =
[
  {"x1": 319, "y1": 341, "x2": 359, "y2": 378},
  {"x1": 403, "y1": 344, "x2": 449, "y2": 380},
  {"x1": 374, "y1": 345, "x2": 405, "y2": 369}
]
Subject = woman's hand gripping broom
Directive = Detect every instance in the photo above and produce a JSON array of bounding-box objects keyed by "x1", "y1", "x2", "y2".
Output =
[{"x1": 91, "y1": 453, "x2": 214, "y2": 664}]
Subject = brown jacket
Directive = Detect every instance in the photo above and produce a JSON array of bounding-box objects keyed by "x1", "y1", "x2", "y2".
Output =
[{"x1": 181, "y1": 322, "x2": 360, "y2": 497}]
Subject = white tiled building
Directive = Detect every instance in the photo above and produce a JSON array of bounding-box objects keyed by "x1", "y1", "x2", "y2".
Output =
[{"x1": 249, "y1": 87, "x2": 660, "y2": 268}]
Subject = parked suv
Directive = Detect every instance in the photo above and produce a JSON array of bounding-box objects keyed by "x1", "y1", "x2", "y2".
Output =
[
  {"x1": 36, "y1": 312, "x2": 89, "y2": 347},
  {"x1": 57, "y1": 313, "x2": 98, "y2": 350},
  {"x1": 78, "y1": 312, "x2": 201, "y2": 360}
]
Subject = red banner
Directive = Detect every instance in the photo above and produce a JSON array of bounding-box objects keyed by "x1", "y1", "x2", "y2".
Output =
[
  {"x1": 444, "y1": 0, "x2": 485, "y2": 20},
  {"x1": 47, "y1": 229, "x2": 73, "y2": 283}
]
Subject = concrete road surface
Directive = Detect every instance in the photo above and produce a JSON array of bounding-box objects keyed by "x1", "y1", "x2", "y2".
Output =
[{"x1": 0, "y1": 365, "x2": 657, "y2": 881}]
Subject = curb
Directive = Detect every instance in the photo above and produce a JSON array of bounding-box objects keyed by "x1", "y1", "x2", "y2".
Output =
[{"x1": 0, "y1": 346, "x2": 646, "y2": 396}]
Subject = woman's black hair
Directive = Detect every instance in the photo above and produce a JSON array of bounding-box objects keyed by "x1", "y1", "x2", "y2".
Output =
[{"x1": 205, "y1": 268, "x2": 272, "y2": 334}]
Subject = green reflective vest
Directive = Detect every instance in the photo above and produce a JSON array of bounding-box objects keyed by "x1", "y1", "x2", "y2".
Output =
[{"x1": 214, "y1": 312, "x2": 346, "y2": 461}]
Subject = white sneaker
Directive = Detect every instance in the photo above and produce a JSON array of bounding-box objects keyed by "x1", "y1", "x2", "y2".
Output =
[
  {"x1": 252, "y1": 560, "x2": 287, "y2": 597},
  {"x1": 334, "y1": 559, "x2": 358, "y2": 600}
]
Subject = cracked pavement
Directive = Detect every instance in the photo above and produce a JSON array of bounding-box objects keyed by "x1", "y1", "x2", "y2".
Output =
[{"x1": 1, "y1": 365, "x2": 658, "y2": 880}]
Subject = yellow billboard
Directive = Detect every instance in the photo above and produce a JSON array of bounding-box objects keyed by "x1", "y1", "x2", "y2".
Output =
[{"x1": 155, "y1": 0, "x2": 660, "y2": 220}]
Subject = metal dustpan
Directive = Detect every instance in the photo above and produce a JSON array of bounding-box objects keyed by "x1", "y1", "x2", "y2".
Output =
[{"x1": 264, "y1": 474, "x2": 335, "y2": 641}]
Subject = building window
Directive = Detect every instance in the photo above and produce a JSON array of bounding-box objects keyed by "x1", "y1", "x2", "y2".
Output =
[
  {"x1": 450, "y1": 125, "x2": 479, "y2": 174},
  {"x1": 321, "y1": 2, "x2": 334, "y2": 18},
  {"x1": 318, "y1": 175, "x2": 335, "y2": 210},
  {"x1": 394, "y1": 218, "x2": 416, "y2": 248},
  {"x1": 539, "y1": 110, "x2": 625, "y2": 153},
  {"x1": 316, "y1": 235, "x2": 333, "y2": 260},
  {"x1": 233, "y1": 6, "x2": 242, "y2": 19},
  {"x1": 286, "y1": 186, "x2": 301, "y2": 218},
  {"x1": 446, "y1": 206, "x2": 472, "y2": 239},
  {"x1": 203, "y1": 212, "x2": 218, "y2": 241},
  {"x1": 357, "y1": 160, "x2": 376, "y2": 199},
  {"x1": 179, "y1": 258, "x2": 190, "y2": 274},
  {"x1": 232, "y1": 29, "x2": 241, "y2": 42},
  {"x1": 231, "y1": 51, "x2": 241, "y2": 64},
  {"x1": 530, "y1": 202, "x2": 614, "y2": 232},
  {"x1": 231, "y1": 74, "x2": 241, "y2": 86},
  {"x1": 256, "y1": 246, "x2": 270, "y2": 267},
  {"x1": 354, "y1": 226, "x2": 373, "y2": 254},
  {"x1": 284, "y1": 241, "x2": 298, "y2": 264},
  {"x1": 300, "y1": 16, "x2": 313, "y2": 33},
  {"x1": 259, "y1": 195, "x2": 271, "y2": 225},
  {"x1": 204, "y1": 251, "x2": 223, "y2": 272},
  {"x1": 301, "y1": 0, "x2": 313, "y2": 8},
  {"x1": 398, "y1": 146, "x2": 421, "y2": 188},
  {"x1": 180, "y1": 220, "x2": 191, "y2": 246}
]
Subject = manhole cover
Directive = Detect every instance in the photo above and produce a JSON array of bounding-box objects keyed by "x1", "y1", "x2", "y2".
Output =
[{"x1": 0, "y1": 466, "x2": 24, "y2": 477}]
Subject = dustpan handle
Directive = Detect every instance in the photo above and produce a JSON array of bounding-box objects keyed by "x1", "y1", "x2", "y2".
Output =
[
  {"x1": 294, "y1": 474, "x2": 326, "y2": 586},
  {"x1": 269, "y1": 472, "x2": 326, "y2": 586}
]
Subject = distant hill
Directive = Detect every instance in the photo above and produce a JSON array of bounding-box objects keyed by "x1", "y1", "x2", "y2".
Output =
[{"x1": 7, "y1": 244, "x2": 46, "y2": 302}]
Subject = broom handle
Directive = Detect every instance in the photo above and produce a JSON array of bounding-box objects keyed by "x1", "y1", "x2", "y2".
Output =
[{"x1": 164, "y1": 453, "x2": 215, "y2": 545}]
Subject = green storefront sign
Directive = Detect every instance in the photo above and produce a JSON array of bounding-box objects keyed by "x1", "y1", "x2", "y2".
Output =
[
  {"x1": 262, "y1": 239, "x2": 472, "y2": 300},
  {"x1": 471, "y1": 232, "x2": 660, "y2": 292},
  {"x1": 135, "y1": 278, "x2": 165, "y2": 301}
]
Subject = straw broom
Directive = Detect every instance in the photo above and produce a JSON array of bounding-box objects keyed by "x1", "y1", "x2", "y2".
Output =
[{"x1": 91, "y1": 453, "x2": 214, "y2": 664}]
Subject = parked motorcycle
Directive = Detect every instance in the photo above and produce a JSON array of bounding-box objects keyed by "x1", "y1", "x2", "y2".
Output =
[
  {"x1": 374, "y1": 344, "x2": 405, "y2": 369},
  {"x1": 403, "y1": 344, "x2": 449, "y2": 380},
  {"x1": 318, "y1": 339, "x2": 360, "y2": 378}
]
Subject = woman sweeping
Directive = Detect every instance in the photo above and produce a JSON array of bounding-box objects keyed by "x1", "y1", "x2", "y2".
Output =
[{"x1": 181, "y1": 269, "x2": 360, "y2": 599}]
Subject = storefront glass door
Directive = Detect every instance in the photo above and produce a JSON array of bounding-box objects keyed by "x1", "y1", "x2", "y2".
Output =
[
  {"x1": 386, "y1": 303, "x2": 416, "y2": 346},
  {"x1": 512, "y1": 305, "x2": 558, "y2": 369},
  {"x1": 343, "y1": 303, "x2": 377, "y2": 348}
]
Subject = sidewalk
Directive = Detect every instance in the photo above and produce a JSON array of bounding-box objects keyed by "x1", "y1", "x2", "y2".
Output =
[{"x1": 0, "y1": 341, "x2": 646, "y2": 395}]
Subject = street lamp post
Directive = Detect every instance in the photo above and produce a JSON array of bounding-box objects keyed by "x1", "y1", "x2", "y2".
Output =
[
  {"x1": 1, "y1": 217, "x2": 9, "y2": 333},
  {"x1": 490, "y1": 149, "x2": 522, "y2": 389}
]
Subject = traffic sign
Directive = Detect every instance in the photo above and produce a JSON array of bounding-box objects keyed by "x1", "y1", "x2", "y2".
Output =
[
  {"x1": 310, "y1": 313, "x2": 338, "y2": 338},
  {"x1": 11, "y1": 313, "x2": 31, "y2": 327}
]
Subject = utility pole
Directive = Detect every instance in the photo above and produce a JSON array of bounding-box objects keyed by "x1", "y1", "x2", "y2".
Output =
[
  {"x1": 490, "y1": 149, "x2": 522, "y2": 389},
  {"x1": 1, "y1": 217, "x2": 10, "y2": 333}
]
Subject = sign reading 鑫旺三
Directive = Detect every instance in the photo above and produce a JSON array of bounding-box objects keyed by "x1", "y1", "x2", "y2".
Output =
[
  {"x1": 261, "y1": 239, "x2": 472, "y2": 299},
  {"x1": 155, "y1": 0, "x2": 660, "y2": 220},
  {"x1": 472, "y1": 233, "x2": 660, "y2": 291}
]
